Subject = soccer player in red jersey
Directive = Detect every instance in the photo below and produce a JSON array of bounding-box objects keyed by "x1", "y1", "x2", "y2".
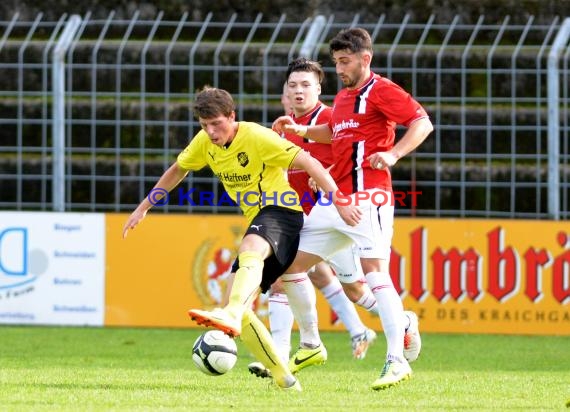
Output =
[
  {"x1": 280, "y1": 60, "x2": 382, "y2": 359},
  {"x1": 249, "y1": 59, "x2": 380, "y2": 380},
  {"x1": 273, "y1": 27, "x2": 433, "y2": 390}
]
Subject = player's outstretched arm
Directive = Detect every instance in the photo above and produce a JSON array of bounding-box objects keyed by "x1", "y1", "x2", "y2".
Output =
[
  {"x1": 273, "y1": 116, "x2": 333, "y2": 144},
  {"x1": 122, "y1": 163, "x2": 189, "y2": 238}
]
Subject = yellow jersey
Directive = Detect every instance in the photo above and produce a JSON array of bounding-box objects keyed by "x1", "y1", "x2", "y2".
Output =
[{"x1": 177, "y1": 121, "x2": 303, "y2": 223}]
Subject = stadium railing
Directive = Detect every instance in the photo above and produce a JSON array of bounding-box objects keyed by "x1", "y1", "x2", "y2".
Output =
[{"x1": 0, "y1": 12, "x2": 568, "y2": 219}]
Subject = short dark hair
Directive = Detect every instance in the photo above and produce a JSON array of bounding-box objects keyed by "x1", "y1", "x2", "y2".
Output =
[
  {"x1": 286, "y1": 57, "x2": 325, "y2": 84},
  {"x1": 329, "y1": 27, "x2": 373, "y2": 55},
  {"x1": 193, "y1": 86, "x2": 235, "y2": 119}
]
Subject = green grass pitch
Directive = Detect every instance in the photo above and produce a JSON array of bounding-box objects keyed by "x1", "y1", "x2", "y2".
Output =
[{"x1": 0, "y1": 326, "x2": 567, "y2": 411}]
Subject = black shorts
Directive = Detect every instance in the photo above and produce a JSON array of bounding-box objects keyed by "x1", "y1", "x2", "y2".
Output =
[{"x1": 231, "y1": 206, "x2": 304, "y2": 293}]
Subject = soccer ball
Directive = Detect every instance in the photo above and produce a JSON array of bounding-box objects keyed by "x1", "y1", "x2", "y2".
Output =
[{"x1": 192, "y1": 330, "x2": 238, "y2": 376}]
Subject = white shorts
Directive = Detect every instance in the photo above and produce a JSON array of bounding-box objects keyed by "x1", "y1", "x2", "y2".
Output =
[
  {"x1": 299, "y1": 189, "x2": 394, "y2": 262},
  {"x1": 326, "y1": 245, "x2": 364, "y2": 284}
]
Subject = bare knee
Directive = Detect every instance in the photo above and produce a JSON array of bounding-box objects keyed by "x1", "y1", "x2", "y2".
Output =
[{"x1": 307, "y1": 262, "x2": 334, "y2": 289}]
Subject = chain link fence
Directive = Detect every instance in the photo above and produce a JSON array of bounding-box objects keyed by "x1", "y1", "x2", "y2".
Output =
[{"x1": 0, "y1": 12, "x2": 568, "y2": 219}]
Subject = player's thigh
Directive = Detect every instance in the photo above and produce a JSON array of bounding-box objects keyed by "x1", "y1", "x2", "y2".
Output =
[
  {"x1": 354, "y1": 195, "x2": 394, "y2": 259},
  {"x1": 299, "y1": 201, "x2": 353, "y2": 260},
  {"x1": 327, "y1": 246, "x2": 363, "y2": 283}
]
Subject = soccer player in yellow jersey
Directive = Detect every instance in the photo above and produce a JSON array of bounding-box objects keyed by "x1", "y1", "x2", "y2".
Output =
[{"x1": 123, "y1": 87, "x2": 358, "y2": 391}]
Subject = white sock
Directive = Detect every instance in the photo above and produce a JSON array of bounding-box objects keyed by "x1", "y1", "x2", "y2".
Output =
[
  {"x1": 281, "y1": 272, "x2": 321, "y2": 348},
  {"x1": 320, "y1": 278, "x2": 366, "y2": 338},
  {"x1": 365, "y1": 271, "x2": 406, "y2": 361},
  {"x1": 268, "y1": 292, "x2": 294, "y2": 363},
  {"x1": 355, "y1": 283, "x2": 380, "y2": 316}
]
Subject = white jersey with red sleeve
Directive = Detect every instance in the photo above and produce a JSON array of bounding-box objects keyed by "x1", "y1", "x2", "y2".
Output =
[
  {"x1": 329, "y1": 72, "x2": 429, "y2": 195},
  {"x1": 285, "y1": 102, "x2": 333, "y2": 214}
]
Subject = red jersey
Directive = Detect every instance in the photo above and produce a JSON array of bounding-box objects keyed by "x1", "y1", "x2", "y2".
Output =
[
  {"x1": 329, "y1": 72, "x2": 428, "y2": 194},
  {"x1": 285, "y1": 102, "x2": 333, "y2": 214}
]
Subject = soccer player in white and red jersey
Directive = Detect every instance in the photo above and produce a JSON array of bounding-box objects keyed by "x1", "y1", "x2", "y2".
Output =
[
  {"x1": 273, "y1": 28, "x2": 433, "y2": 390},
  {"x1": 249, "y1": 59, "x2": 380, "y2": 381}
]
